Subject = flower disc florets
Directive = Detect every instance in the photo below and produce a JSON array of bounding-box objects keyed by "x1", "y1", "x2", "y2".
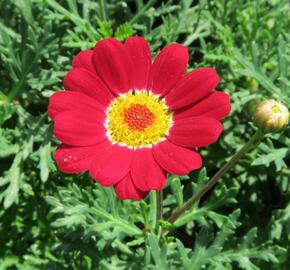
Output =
[{"x1": 106, "y1": 90, "x2": 172, "y2": 148}]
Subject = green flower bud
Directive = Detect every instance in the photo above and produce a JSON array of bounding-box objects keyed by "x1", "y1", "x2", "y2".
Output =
[{"x1": 254, "y1": 99, "x2": 289, "y2": 133}]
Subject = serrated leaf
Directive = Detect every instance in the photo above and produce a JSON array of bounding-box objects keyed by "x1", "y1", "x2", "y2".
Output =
[
  {"x1": 252, "y1": 148, "x2": 288, "y2": 170},
  {"x1": 114, "y1": 23, "x2": 136, "y2": 41}
]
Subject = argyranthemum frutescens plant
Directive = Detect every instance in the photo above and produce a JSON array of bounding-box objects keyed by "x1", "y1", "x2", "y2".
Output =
[{"x1": 48, "y1": 36, "x2": 231, "y2": 200}]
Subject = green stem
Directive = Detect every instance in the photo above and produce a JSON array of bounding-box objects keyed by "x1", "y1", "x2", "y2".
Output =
[
  {"x1": 129, "y1": 0, "x2": 156, "y2": 25},
  {"x1": 99, "y1": 0, "x2": 107, "y2": 21},
  {"x1": 167, "y1": 130, "x2": 263, "y2": 225},
  {"x1": 149, "y1": 192, "x2": 157, "y2": 229},
  {"x1": 156, "y1": 190, "x2": 163, "y2": 222}
]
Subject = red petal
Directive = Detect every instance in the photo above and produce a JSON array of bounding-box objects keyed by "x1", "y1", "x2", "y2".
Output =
[
  {"x1": 131, "y1": 148, "x2": 166, "y2": 191},
  {"x1": 124, "y1": 36, "x2": 152, "y2": 90},
  {"x1": 165, "y1": 68, "x2": 220, "y2": 110},
  {"x1": 152, "y1": 140, "x2": 202, "y2": 176},
  {"x1": 174, "y1": 91, "x2": 231, "y2": 120},
  {"x1": 114, "y1": 174, "x2": 149, "y2": 201},
  {"x1": 148, "y1": 43, "x2": 188, "y2": 96},
  {"x1": 54, "y1": 143, "x2": 105, "y2": 174},
  {"x1": 167, "y1": 116, "x2": 224, "y2": 148},
  {"x1": 64, "y1": 68, "x2": 113, "y2": 107},
  {"x1": 54, "y1": 109, "x2": 106, "y2": 146},
  {"x1": 89, "y1": 144, "x2": 134, "y2": 187},
  {"x1": 93, "y1": 38, "x2": 134, "y2": 94},
  {"x1": 48, "y1": 91, "x2": 104, "y2": 120},
  {"x1": 72, "y1": 50, "x2": 96, "y2": 74}
]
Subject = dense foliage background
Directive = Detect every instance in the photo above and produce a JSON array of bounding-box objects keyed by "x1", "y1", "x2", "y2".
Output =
[{"x1": 0, "y1": 0, "x2": 289, "y2": 269}]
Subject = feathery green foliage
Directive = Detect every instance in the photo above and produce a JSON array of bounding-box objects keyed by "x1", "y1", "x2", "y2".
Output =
[{"x1": 0, "y1": 0, "x2": 289, "y2": 269}]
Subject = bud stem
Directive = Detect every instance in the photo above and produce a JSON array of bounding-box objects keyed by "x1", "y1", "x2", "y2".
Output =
[{"x1": 166, "y1": 130, "x2": 264, "y2": 228}]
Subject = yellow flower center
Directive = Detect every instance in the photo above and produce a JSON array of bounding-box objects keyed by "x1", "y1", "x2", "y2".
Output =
[
  {"x1": 106, "y1": 90, "x2": 172, "y2": 148},
  {"x1": 271, "y1": 104, "x2": 281, "y2": 113}
]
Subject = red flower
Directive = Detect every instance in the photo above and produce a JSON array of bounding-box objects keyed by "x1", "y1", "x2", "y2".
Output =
[{"x1": 48, "y1": 37, "x2": 231, "y2": 200}]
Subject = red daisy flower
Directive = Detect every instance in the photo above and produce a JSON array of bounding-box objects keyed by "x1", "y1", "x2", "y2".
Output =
[{"x1": 48, "y1": 37, "x2": 231, "y2": 200}]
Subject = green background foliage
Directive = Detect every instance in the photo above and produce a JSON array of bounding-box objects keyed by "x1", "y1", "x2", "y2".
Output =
[{"x1": 0, "y1": 0, "x2": 289, "y2": 269}]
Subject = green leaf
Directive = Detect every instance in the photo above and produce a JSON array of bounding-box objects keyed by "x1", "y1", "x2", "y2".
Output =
[
  {"x1": 97, "y1": 20, "x2": 113, "y2": 38},
  {"x1": 170, "y1": 176, "x2": 183, "y2": 207},
  {"x1": 233, "y1": 49, "x2": 281, "y2": 97},
  {"x1": 114, "y1": 23, "x2": 136, "y2": 41},
  {"x1": 252, "y1": 147, "x2": 288, "y2": 170},
  {"x1": 147, "y1": 234, "x2": 168, "y2": 269},
  {"x1": 38, "y1": 140, "x2": 53, "y2": 182},
  {"x1": 1, "y1": 154, "x2": 22, "y2": 208}
]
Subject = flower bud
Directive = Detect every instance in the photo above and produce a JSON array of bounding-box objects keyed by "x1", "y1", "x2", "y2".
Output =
[{"x1": 254, "y1": 99, "x2": 289, "y2": 133}]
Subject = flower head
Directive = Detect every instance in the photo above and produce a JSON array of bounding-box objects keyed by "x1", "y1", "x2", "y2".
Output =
[
  {"x1": 48, "y1": 37, "x2": 231, "y2": 200},
  {"x1": 254, "y1": 99, "x2": 289, "y2": 133}
]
